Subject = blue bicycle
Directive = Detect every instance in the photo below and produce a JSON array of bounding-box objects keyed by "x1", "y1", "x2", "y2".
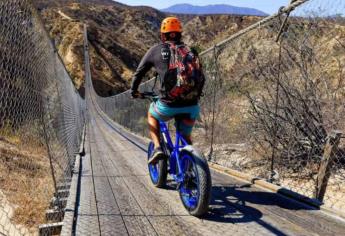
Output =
[{"x1": 141, "y1": 92, "x2": 212, "y2": 217}]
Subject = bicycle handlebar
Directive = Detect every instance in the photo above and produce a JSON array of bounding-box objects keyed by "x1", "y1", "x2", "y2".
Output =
[
  {"x1": 137, "y1": 92, "x2": 158, "y2": 102},
  {"x1": 133, "y1": 75, "x2": 158, "y2": 100},
  {"x1": 140, "y1": 91, "x2": 156, "y2": 98}
]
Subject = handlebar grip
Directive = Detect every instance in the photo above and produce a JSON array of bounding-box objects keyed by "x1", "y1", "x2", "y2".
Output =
[{"x1": 141, "y1": 92, "x2": 156, "y2": 97}]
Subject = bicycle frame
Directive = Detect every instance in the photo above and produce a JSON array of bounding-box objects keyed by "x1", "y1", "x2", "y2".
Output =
[{"x1": 159, "y1": 120, "x2": 189, "y2": 183}]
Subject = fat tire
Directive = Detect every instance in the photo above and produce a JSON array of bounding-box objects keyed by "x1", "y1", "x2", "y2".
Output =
[
  {"x1": 179, "y1": 151, "x2": 212, "y2": 217},
  {"x1": 148, "y1": 142, "x2": 167, "y2": 188},
  {"x1": 151, "y1": 159, "x2": 167, "y2": 188}
]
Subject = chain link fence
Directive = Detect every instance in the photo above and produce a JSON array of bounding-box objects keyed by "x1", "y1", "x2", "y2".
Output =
[
  {"x1": 91, "y1": 0, "x2": 345, "y2": 215},
  {"x1": 0, "y1": 0, "x2": 85, "y2": 235},
  {"x1": 200, "y1": 0, "x2": 345, "y2": 212}
]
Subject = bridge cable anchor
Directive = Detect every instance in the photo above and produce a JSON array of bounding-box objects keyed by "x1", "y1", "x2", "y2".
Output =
[{"x1": 275, "y1": 0, "x2": 297, "y2": 42}]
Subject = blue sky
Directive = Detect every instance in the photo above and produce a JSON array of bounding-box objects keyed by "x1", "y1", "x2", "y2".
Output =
[{"x1": 115, "y1": 0, "x2": 291, "y2": 14}]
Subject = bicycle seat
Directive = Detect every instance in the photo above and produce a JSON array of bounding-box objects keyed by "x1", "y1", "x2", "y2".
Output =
[{"x1": 174, "y1": 113, "x2": 192, "y2": 121}]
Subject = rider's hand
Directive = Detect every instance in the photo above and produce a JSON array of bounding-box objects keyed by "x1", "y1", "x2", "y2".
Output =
[{"x1": 131, "y1": 90, "x2": 141, "y2": 99}]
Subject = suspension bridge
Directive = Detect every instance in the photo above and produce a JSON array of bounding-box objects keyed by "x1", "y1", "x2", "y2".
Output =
[
  {"x1": 1, "y1": 0, "x2": 345, "y2": 235},
  {"x1": 64, "y1": 88, "x2": 345, "y2": 235}
]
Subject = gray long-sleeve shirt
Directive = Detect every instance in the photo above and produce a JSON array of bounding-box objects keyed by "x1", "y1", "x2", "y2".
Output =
[{"x1": 130, "y1": 42, "x2": 198, "y2": 107}]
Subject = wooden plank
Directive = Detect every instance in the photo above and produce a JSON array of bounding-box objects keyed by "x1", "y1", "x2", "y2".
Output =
[
  {"x1": 76, "y1": 216, "x2": 100, "y2": 235},
  {"x1": 75, "y1": 125, "x2": 101, "y2": 234},
  {"x1": 94, "y1": 140, "x2": 122, "y2": 177},
  {"x1": 122, "y1": 216, "x2": 156, "y2": 236},
  {"x1": 99, "y1": 216, "x2": 128, "y2": 236},
  {"x1": 78, "y1": 174, "x2": 97, "y2": 216},
  {"x1": 147, "y1": 216, "x2": 198, "y2": 236},
  {"x1": 90, "y1": 150, "x2": 106, "y2": 176},
  {"x1": 123, "y1": 176, "x2": 171, "y2": 216},
  {"x1": 107, "y1": 177, "x2": 159, "y2": 235},
  {"x1": 89, "y1": 120, "x2": 155, "y2": 235},
  {"x1": 315, "y1": 131, "x2": 342, "y2": 202},
  {"x1": 93, "y1": 177, "x2": 121, "y2": 215},
  {"x1": 98, "y1": 127, "x2": 148, "y2": 177},
  {"x1": 108, "y1": 177, "x2": 143, "y2": 216}
]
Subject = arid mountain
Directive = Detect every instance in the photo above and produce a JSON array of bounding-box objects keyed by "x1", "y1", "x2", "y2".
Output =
[
  {"x1": 161, "y1": 4, "x2": 267, "y2": 16},
  {"x1": 33, "y1": 0, "x2": 260, "y2": 96}
]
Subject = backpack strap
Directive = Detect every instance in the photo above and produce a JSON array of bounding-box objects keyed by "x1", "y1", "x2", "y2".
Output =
[
  {"x1": 151, "y1": 72, "x2": 159, "y2": 92},
  {"x1": 167, "y1": 42, "x2": 177, "y2": 69},
  {"x1": 161, "y1": 43, "x2": 174, "y2": 97}
]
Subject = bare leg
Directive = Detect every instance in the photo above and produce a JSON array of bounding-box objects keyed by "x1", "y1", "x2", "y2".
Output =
[{"x1": 148, "y1": 112, "x2": 160, "y2": 148}]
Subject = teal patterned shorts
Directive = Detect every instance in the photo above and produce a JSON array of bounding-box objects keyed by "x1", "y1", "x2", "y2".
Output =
[{"x1": 149, "y1": 100, "x2": 200, "y2": 136}]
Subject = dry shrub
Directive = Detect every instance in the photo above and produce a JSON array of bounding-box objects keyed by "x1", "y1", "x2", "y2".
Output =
[{"x1": 0, "y1": 133, "x2": 54, "y2": 231}]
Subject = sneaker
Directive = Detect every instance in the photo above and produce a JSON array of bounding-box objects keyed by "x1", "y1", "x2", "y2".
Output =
[{"x1": 148, "y1": 147, "x2": 164, "y2": 164}]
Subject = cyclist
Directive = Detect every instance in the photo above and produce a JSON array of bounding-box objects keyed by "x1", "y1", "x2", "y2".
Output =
[{"x1": 131, "y1": 17, "x2": 205, "y2": 164}]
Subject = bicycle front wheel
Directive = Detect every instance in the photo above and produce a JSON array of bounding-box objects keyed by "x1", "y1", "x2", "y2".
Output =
[{"x1": 147, "y1": 141, "x2": 167, "y2": 188}]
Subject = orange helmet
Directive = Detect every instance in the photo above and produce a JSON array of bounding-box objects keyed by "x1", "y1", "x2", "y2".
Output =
[{"x1": 160, "y1": 17, "x2": 182, "y2": 33}]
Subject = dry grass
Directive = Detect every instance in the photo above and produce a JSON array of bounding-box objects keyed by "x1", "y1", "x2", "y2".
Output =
[{"x1": 0, "y1": 129, "x2": 54, "y2": 233}]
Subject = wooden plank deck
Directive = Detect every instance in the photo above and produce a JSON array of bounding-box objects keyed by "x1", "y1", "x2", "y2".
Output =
[{"x1": 73, "y1": 104, "x2": 345, "y2": 235}]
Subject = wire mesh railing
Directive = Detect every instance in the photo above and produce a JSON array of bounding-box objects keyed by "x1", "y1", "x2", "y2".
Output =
[
  {"x1": 89, "y1": 0, "x2": 345, "y2": 215},
  {"x1": 199, "y1": 0, "x2": 345, "y2": 211},
  {"x1": 0, "y1": 0, "x2": 85, "y2": 235}
]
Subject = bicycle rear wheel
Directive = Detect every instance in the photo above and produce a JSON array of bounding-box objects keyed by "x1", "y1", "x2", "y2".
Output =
[
  {"x1": 179, "y1": 151, "x2": 212, "y2": 217},
  {"x1": 147, "y1": 141, "x2": 167, "y2": 188}
]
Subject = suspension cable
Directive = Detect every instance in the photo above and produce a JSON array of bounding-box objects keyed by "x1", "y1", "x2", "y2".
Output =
[{"x1": 200, "y1": 0, "x2": 309, "y2": 57}]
